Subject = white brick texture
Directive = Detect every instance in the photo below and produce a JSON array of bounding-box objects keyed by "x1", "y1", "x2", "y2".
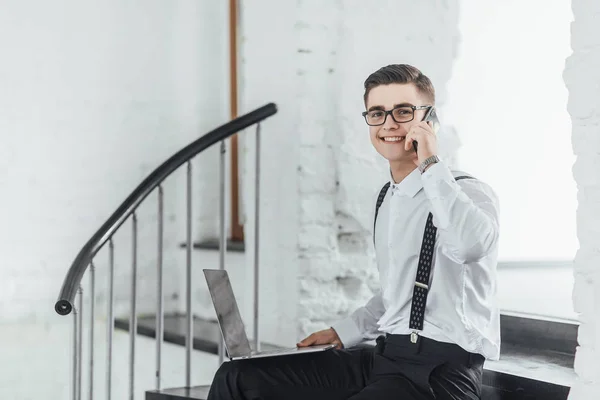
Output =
[
  {"x1": 294, "y1": 0, "x2": 461, "y2": 338},
  {"x1": 239, "y1": 0, "x2": 460, "y2": 344},
  {"x1": 565, "y1": 0, "x2": 600, "y2": 397}
]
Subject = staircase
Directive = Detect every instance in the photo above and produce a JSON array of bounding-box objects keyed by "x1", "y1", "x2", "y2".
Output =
[
  {"x1": 54, "y1": 101, "x2": 575, "y2": 400},
  {"x1": 54, "y1": 103, "x2": 277, "y2": 400}
]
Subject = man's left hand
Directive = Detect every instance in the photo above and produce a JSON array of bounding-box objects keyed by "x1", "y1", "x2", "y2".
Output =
[{"x1": 404, "y1": 121, "x2": 438, "y2": 167}]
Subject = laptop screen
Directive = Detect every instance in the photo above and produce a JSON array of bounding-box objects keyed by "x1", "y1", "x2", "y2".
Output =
[{"x1": 203, "y1": 269, "x2": 252, "y2": 357}]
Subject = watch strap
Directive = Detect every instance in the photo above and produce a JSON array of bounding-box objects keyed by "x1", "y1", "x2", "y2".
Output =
[{"x1": 418, "y1": 155, "x2": 440, "y2": 173}]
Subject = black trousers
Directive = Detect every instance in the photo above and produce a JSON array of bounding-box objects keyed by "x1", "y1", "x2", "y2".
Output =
[{"x1": 207, "y1": 334, "x2": 485, "y2": 400}]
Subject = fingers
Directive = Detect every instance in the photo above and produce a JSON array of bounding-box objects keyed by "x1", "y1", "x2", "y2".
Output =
[
  {"x1": 415, "y1": 121, "x2": 434, "y2": 135},
  {"x1": 297, "y1": 328, "x2": 343, "y2": 348},
  {"x1": 404, "y1": 134, "x2": 415, "y2": 152},
  {"x1": 297, "y1": 333, "x2": 315, "y2": 347},
  {"x1": 405, "y1": 123, "x2": 433, "y2": 151},
  {"x1": 404, "y1": 131, "x2": 421, "y2": 151}
]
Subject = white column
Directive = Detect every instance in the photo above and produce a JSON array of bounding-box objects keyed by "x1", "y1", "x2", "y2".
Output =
[{"x1": 564, "y1": 0, "x2": 600, "y2": 398}]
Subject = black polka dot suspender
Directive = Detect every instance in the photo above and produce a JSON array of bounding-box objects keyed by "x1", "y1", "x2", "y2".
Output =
[
  {"x1": 373, "y1": 182, "x2": 391, "y2": 244},
  {"x1": 373, "y1": 175, "x2": 475, "y2": 343}
]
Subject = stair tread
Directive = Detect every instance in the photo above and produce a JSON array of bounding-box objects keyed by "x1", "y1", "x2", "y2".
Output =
[
  {"x1": 115, "y1": 314, "x2": 284, "y2": 354},
  {"x1": 146, "y1": 385, "x2": 211, "y2": 400},
  {"x1": 484, "y1": 343, "x2": 574, "y2": 387},
  {"x1": 143, "y1": 349, "x2": 571, "y2": 400},
  {"x1": 124, "y1": 314, "x2": 574, "y2": 382},
  {"x1": 130, "y1": 314, "x2": 573, "y2": 399},
  {"x1": 146, "y1": 382, "x2": 565, "y2": 400},
  {"x1": 180, "y1": 239, "x2": 245, "y2": 253}
]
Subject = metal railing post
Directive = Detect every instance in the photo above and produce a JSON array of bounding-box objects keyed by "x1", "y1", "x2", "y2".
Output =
[
  {"x1": 218, "y1": 140, "x2": 228, "y2": 363},
  {"x1": 253, "y1": 123, "x2": 261, "y2": 352},
  {"x1": 89, "y1": 263, "x2": 95, "y2": 400},
  {"x1": 156, "y1": 186, "x2": 164, "y2": 390},
  {"x1": 129, "y1": 215, "x2": 138, "y2": 400},
  {"x1": 185, "y1": 162, "x2": 193, "y2": 387},
  {"x1": 106, "y1": 240, "x2": 115, "y2": 400}
]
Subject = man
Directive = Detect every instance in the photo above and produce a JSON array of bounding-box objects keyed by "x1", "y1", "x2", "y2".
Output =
[{"x1": 207, "y1": 64, "x2": 500, "y2": 400}]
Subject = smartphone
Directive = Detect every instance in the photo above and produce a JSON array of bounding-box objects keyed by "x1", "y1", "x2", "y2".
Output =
[{"x1": 413, "y1": 106, "x2": 440, "y2": 153}]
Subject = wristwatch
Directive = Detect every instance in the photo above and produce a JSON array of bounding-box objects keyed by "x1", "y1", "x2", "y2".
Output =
[{"x1": 418, "y1": 155, "x2": 440, "y2": 174}]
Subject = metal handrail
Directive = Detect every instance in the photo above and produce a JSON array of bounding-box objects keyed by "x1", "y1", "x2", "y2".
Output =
[{"x1": 54, "y1": 102, "x2": 277, "y2": 316}]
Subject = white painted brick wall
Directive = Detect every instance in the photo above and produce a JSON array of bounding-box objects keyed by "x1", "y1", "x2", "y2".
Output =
[
  {"x1": 241, "y1": 4, "x2": 593, "y2": 395},
  {"x1": 239, "y1": 0, "x2": 460, "y2": 344},
  {"x1": 3, "y1": 0, "x2": 594, "y2": 397},
  {"x1": 301, "y1": 0, "x2": 461, "y2": 339},
  {"x1": 237, "y1": 0, "x2": 301, "y2": 347},
  {"x1": 564, "y1": 0, "x2": 600, "y2": 397}
]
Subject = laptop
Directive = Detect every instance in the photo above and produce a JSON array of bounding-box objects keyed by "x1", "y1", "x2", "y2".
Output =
[{"x1": 203, "y1": 269, "x2": 336, "y2": 360}]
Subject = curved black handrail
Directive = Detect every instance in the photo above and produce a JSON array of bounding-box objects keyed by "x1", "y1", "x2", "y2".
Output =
[{"x1": 55, "y1": 103, "x2": 278, "y2": 316}]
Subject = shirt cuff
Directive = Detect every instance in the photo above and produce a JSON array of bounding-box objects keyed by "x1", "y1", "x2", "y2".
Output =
[
  {"x1": 421, "y1": 160, "x2": 457, "y2": 196},
  {"x1": 421, "y1": 159, "x2": 454, "y2": 182},
  {"x1": 331, "y1": 317, "x2": 364, "y2": 349}
]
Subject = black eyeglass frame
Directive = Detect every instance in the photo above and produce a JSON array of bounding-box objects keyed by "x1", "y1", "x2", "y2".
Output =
[{"x1": 361, "y1": 105, "x2": 432, "y2": 126}]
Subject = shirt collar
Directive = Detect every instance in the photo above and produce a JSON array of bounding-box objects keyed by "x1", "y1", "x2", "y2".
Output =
[{"x1": 389, "y1": 167, "x2": 423, "y2": 198}]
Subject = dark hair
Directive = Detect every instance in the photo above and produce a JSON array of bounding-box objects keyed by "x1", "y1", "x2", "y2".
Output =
[{"x1": 363, "y1": 64, "x2": 435, "y2": 105}]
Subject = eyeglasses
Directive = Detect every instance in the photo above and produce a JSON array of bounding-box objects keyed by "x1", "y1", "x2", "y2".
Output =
[{"x1": 362, "y1": 105, "x2": 432, "y2": 126}]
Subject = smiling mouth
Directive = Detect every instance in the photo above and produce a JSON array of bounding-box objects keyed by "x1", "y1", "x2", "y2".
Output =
[{"x1": 379, "y1": 136, "x2": 405, "y2": 143}]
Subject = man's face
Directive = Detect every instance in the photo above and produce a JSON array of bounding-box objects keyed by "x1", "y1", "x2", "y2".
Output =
[{"x1": 365, "y1": 83, "x2": 432, "y2": 163}]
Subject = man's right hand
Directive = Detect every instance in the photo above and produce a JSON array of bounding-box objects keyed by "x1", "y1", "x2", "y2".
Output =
[{"x1": 297, "y1": 328, "x2": 343, "y2": 349}]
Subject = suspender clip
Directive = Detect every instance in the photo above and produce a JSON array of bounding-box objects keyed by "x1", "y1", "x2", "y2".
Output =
[{"x1": 410, "y1": 331, "x2": 419, "y2": 344}]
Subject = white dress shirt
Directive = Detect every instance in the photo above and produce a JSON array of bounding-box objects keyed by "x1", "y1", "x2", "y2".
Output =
[{"x1": 332, "y1": 160, "x2": 501, "y2": 360}]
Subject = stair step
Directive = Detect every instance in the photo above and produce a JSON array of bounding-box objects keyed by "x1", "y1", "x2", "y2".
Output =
[
  {"x1": 127, "y1": 314, "x2": 574, "y2": 400},
  {"x1": 114, "y1": 313, "x2": 284, "y2": 354},
  {"x1": 146, "y1": 385, "x2": 211, "y2": 400},
  {"x1": 145, "y1": 380, "x2": 566, "y2": 400},
  {"x1": 146, "y1": 385, "x2": 500, "y2": 400},
  {"x1": 483, "y1": 367, "x2": 570, "y2": 399},
  {"x1": 115, "y1": 314, "x2": 221, "y2": 354},
  {"x1": 180, "y1": 239, "x2": 245, "y2": 253}
]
